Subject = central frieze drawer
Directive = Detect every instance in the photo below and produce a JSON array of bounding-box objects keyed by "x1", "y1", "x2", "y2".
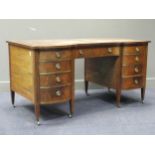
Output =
[
  {"x1": 74, "y1": 47, "x2": 120, "y2": 58},
  {"x1": 39, "y1": 61, "x2": 72, "y2": 74}
]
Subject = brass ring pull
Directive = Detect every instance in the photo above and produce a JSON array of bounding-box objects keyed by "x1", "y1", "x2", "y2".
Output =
[
  {"x1": 135, "y1": 56, "x2": 139, "y2": 62},
  {"x1": 108, "y1": 48, "x2": 112, "y2": 53},
  {"x1": 55, "y1": 63, "x2": 61, "y2": 69},
  {"x1": 56, "y1": 90, "x2": 61, "y2": 96},
  {"x1": 134, "y1": 67, "x2": 139, "y2": 73},
  {"x1": 55, "y1": 52, "x2": 61, "y2": 58},
  {"x1": 56, "y1": 76, "x2": 61, "y2": 82},
  {"x1": 79, "y1": 50, "x2": 84, "y2": 55},
  {"x1": 134, "y1": 79, "x2": 139, "y2": 84}
]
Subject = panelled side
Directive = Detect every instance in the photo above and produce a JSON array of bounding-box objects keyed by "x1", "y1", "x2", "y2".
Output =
[{"x1": 9, "y1": 45, "x2": 34, "y2": 101}]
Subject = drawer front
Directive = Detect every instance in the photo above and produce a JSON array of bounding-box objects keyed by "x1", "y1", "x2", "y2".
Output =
[
  {"x1": 122, "y1": 55, "x2": 144, "y2": 66},
  {"x1": 39, "y1": 50, "x2": 71, "y2": 62},
  {"x1": 122, "y1": 65, "x2": 143, "y2": 77},
  {"x1": 122, "y1": 77, "x2": 143, "y2": 89},
  {"x1": 123, "y1": 45, "x2": 146, "y2": 55},
  {"x1": 40, "y1": 72, "x2": 71, "y2": 87},
  {"x1": 39, "y1": 61, "x2": 71, "y2": 74},
  {"x1": 40, "y1": 86, "x2": 71, "y2": 104},
  {"x1": 74, "y1": 46, "x2": 120, "y2": 58}
]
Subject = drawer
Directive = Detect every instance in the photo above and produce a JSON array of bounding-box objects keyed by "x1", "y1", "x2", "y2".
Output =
[
  {"x1": 123, "y1": 45, "x2": 146, "y2": 55},
  {"x1": 74, "y1": 46, "x2": 120, "y2": 58},
  {"x1": 122, "y1": 65, "x2": 143, "y2": 77},
  {"x1": 39, "y1": 50, "x2": 71, "y2": 62},
  {"x1": 122, "y1": 55, "x2": 144, "y2": 66},
  {"x1": 122, "y1": 77, "x2": 143, "y2": 89},
  {"x1": 39, "y1": 61, "x2": 71, "y2": 75},
  {"x1": 40, "y1": 86, "x2": 71, "y2": 104},
  {"x1": 40, "y1": 72, "x2": 71, "y2": 87}
]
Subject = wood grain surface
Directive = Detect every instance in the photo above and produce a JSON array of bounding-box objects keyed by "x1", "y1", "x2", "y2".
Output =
[
  {"x1": 7, "y1": 39, "x2": 150, "y2": 50},
  {"x1": 7, "y1": 39, "x2": 150, "y2": 123}
]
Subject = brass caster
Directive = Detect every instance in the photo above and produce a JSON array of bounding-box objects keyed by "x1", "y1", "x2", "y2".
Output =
[
  {"x1": 116, "y1": 104, "x2": 121, "y2": 108},
  {"x1": 86, "y1": 93, "x2": 89, "y2": 96},
  {"x1": 141, "y1": 100, "x2": 144, "y2": 104},
  {"x1": 68, "y1": 114, "x2": 73, "y2": 118},
  {"x1": 37, "y1": 121, "x2": 40, "y2": 126}
]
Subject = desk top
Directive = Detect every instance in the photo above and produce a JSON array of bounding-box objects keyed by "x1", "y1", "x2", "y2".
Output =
[{"x1": 7, "y1": 39, "x2": 150, "y2": 50}]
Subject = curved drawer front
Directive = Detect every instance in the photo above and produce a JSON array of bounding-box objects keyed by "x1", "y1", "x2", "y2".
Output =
[
  {"x1": 40, "y1": 72, "x2": 71, "y2": 87},
  {"x1": 74, "y1": 46, "x2": 120, "y2": 58},
  {"x1": 39, "y1": 61, "x2": 71, "y2": 74},
  {"x1": 122, "y1": 55, "x2": 144, "y2": 66},
  {"x1": 122, "y1": 65, "x2": 143, "y2": 77},
  {"x1": 40, "y1": 86, "x2": 71, "y2": 104},
  {"x1": 123, "y1": 45, "x2": 146, "y2": 55},
  {"x1": 122, "y1": 77, "x2": 143, "y2": 89},
  {"x1": 39, "y1": 50, "x2": 71, "y2": 62}
]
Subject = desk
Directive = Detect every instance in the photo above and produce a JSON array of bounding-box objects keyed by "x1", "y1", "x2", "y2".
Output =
[{"x1": 7, "y1": 39, "x2": 150, "y2": 125}]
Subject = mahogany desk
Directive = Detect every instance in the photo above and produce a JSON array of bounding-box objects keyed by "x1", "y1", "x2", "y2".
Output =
[{"x1": 7, "y1": 39, "x2": 150, "y2": 125}]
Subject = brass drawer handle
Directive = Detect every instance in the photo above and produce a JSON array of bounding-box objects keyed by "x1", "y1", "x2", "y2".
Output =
[
  {"x1": 134, "y1": 67, "x2": 139, "y2": 73},
  {"x1": 136, "y1": 47, "x2": 140, "y2": 51},
  {"x1": 55, "y1": 52, "x2": 61, "y2": 58},
  {"x1": 56, "y1": 90, "x2": 61, "y2": 96},
  {"x1": 108, "y1": 48, "x2": 112, "y2": 53},
  {"x1": 135, "y1": 56, "x2": 140, "y2": 62},
  {"x1": 136, "y1": 47, "x2": 140, "y2": 52},
  {"x1": 79, "y1": 49, "x2": 84, "y2": 55},
  {"x1": 55, "y1": 63, "x2": 61, "y2": 69},
  {"x1": 56, "y1": 76, "x2": 61, "y2": 83},
  {"x1": 134, "y1": 79, "x2": 139, "y2": 84}
]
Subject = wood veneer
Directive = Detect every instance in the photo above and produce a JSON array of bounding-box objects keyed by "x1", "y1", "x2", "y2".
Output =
[{"x1": 7, "y1": 39, "x2": 150, "y2": 124}]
